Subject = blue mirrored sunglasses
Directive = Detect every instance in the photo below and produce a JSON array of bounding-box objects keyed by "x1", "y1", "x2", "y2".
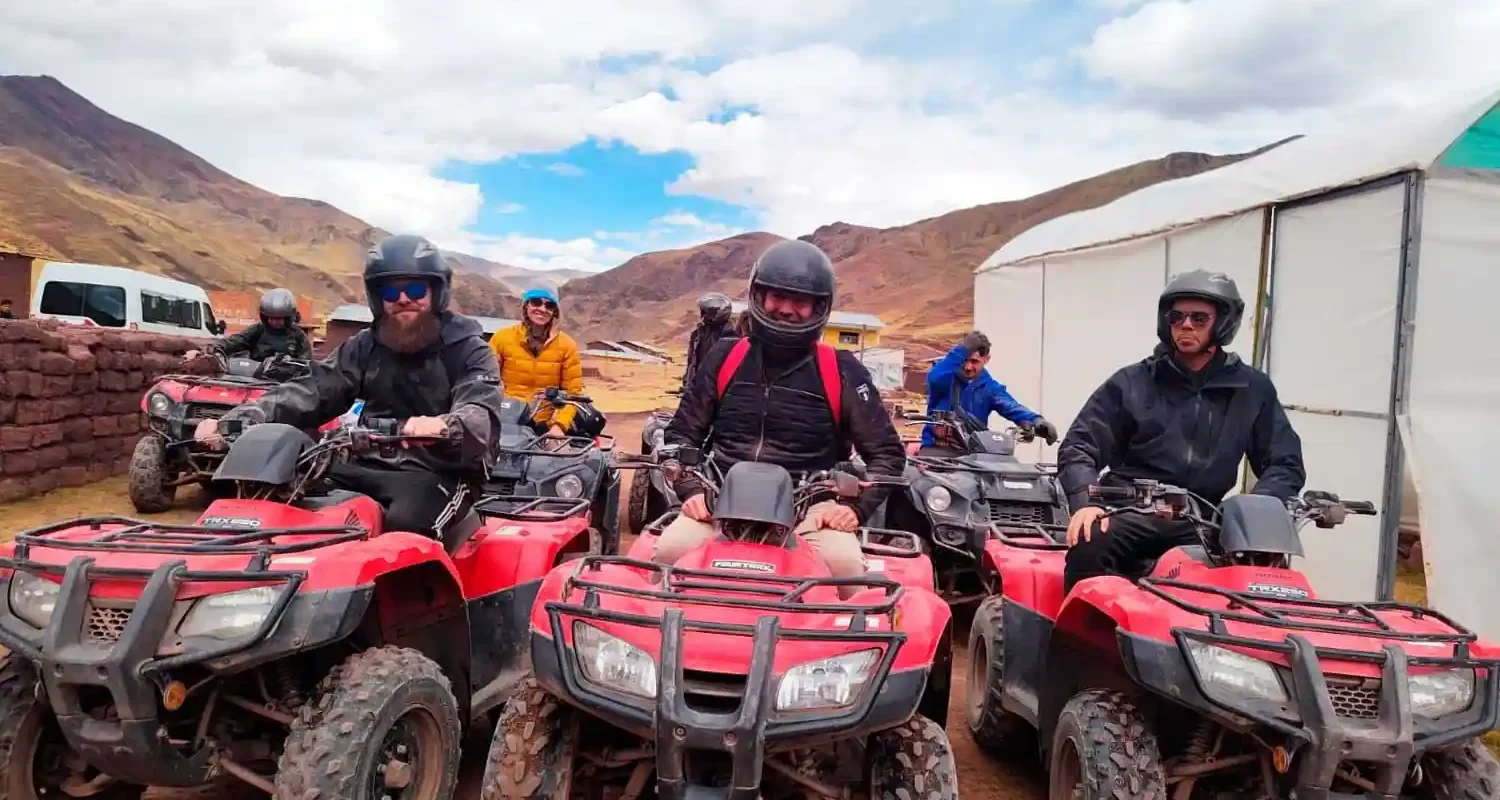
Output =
[{"x1": 378, "y1": 280, "x2": 430, "y2": 303}]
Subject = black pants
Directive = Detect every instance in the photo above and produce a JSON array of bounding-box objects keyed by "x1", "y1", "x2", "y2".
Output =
[
  {"x1": 329, "y1": 461, "x2": 473, "y2": 544},
  {"x1": 1062, "y1": 512, "x2": 1199, "y2": 595}
]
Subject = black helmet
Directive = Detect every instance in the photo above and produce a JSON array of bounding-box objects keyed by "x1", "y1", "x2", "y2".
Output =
[
  {"x1": 259, "y1": 288, "x2": 296, "y2": 323},
  {"x1": 364, "y1": 234, "x2": 452, "y2": 318},
  {"x1": 746, "y1": 240, "x2": 835, "y2": 349},
  {"x1": 698, "y1": 292, "x2": 732, "y2": 326},
  {"x1": 1157, "y1": 270, "x2": 1245, "y2": 348}
]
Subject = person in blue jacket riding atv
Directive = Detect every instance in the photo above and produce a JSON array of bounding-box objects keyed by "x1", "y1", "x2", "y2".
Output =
[{"x1": 921, "y1": 330, "x2": 1057, "y2": 456}]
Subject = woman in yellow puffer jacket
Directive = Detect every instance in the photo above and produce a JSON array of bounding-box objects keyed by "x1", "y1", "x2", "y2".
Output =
[{"x1": 488, "y1": 287, "x2": 585, "y2": 437}]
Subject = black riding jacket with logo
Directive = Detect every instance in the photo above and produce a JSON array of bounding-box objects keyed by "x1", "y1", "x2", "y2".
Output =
[{"x1": 1057, "y1": 345, "x2": 1307, "y2": 514}]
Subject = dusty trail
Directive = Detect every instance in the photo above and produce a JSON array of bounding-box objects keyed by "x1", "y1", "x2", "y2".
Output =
[{"x1": 0, "y1": 411, "x2": 1046, "y2": 799}]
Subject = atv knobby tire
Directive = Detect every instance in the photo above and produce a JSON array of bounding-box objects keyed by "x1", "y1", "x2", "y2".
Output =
[
  {"x1": 128, "y1": 435, "x2": 177, "y2": 513},
  {"x1": 1049, "y1": 690, "x2": 1166, "y2": 800},
  {"x1": 967, "y1": 594, "x2": 1034, "y2": 758},
  {"x1": 1417, "y1": 737, "x2": 1500, "y2": 800},
  {"x1": 625, "y1": 471, "x2": 650, "y2": 537},
  {"x1": 275, "y1": 646, "x2": 461, "y2": 800},
  {"x1": 479, "y1": 675, "x2": 581, "y2": 799},
  {"x1": 868, "y1": 715, "x2": 958, "y2": 800},
  {"x1": 1, "y1": 659, "x2": 142, "y2": 800}
]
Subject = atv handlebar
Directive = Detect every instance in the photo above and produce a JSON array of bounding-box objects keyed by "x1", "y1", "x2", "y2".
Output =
[
  {"x1": 893, "y1": 405, "x2": 1038, "y2": 445},
  {"x1": 1086, "y1": 479, "x2": 1376, "y2": 529},
  {"x1": 613, "y1": 444, "x2": 907, "y2": 508}
]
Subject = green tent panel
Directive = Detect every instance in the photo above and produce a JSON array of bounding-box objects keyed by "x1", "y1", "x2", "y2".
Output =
[{"x1": 1440, "y1": 102, "x2": 1500, "y2": 170}]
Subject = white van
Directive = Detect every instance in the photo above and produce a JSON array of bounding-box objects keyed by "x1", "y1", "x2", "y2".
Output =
[{"x1": 29, "y1": 262, "x2": 227, "y2": 338}]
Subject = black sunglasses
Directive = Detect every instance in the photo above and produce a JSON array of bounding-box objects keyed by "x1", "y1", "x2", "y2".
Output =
[
  {"x1": 1165, "y1": 309, "x2": 1214, "y2": 328},
  {"x1": 377, "y1": 280, "x2": 430, "y2": 304}
]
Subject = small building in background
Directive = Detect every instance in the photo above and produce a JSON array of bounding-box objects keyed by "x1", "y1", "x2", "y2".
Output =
[
  {"x1": 0, "y1": 248, "x2": 43, "y2": 317},
  {"x1": 729, "y1": 301, "x2": 884, "y2": 350},
  {"x1": 582, "y1": 339, "x2": 668, "y2": 364}
]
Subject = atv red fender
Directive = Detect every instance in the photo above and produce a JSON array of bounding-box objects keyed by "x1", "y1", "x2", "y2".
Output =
[{"x1": 450, "y1": 515, "x2": 590, "y2": 600}]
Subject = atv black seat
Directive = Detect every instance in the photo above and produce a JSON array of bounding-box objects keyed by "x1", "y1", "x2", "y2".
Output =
[
  {"x1": 1135, "y1": 544, "x2": 1212, "y2": 578},
  {"x1": 441, "y1": 508, "x2": 484, "y2": 554},
  {"x1": 474, "y1": 494, "x2": 591, "y2": 522},
  {"x1": 563, "y1": 555, "x2": 905, "y2": 617}
]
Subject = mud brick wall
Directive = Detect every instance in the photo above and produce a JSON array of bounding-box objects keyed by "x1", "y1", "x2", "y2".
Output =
[{"x1": 0, "y1": 319, "x2": 215, "y2": 504}]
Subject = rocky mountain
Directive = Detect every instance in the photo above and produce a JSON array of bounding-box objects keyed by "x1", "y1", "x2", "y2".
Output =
[
  {"x1": 0, "y1": 74, "x2": 525, "y2": 317},
  {"x1": 562, "y1": 146, "x2": 1287, "y2": 355}
]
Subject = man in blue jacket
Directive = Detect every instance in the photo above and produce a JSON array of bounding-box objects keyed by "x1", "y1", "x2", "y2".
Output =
[{"x1": 922, "y1": 330, "x2": 1057, "y2": 455}]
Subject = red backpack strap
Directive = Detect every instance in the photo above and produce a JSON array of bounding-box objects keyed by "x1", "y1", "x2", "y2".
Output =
[
  {"x1": 716, "y1": 337, "x2": 752, "y2": 398},
  {"x1": 815, "y1": 343, "x2": 842, "y2": 427}
]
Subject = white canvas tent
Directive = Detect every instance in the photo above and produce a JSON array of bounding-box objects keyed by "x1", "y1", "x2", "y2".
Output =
[{"x1": 974, "y1": 85, "x2": 1500, "y2": 637}]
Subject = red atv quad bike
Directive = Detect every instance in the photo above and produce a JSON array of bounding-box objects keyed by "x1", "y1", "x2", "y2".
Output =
[
  {"x1": 965, "y1": 477, "x2": 1500, "y2": 800},
  {"x1": 130, "y1": 354, "x2": 342, "y2": 513},
  {"x1": 0, "y1": 416, "x2": 599, "y2": 799},
  {"x1": 479, "y1": 445, "x2": 960, "y2": 799}
]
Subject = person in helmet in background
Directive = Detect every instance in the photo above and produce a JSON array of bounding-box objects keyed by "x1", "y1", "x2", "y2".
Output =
[
  {"x1": 656, "y1": 239, "x2": 907, "y2": 598},
  {"x1": 188, "y1": 287, "x2": 311, "y2": 362},
  {"x1": 680, "y1": 291, "x2": 736, "y2": 390},
  {"x1": 488, "y1": 286, "x2": 586, "y2": 438},
  {"x1": 195, "y1": 234, "x2": 504, "y2": 546},
  {"x1": 1058, "y1": 270, "x2": 1306, "y2": 594}
]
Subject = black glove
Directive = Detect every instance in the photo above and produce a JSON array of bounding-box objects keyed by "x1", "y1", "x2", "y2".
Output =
[
  {"x1": 1033, "y1": 418, "x2": 1059, "y2": 445},
  {"x1": 960, "y1": 330, "x2": 991, "y2": 354}
]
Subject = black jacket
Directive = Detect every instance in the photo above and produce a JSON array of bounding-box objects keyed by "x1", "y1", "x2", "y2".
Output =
[
  {"x1": 210, "y1": 322, "x2": 312, "y2": 361},
  {"x1": 222, "y1": 313, "x2": 504, "y2": 480},
  {"x1": 665, "y1": 337, "x2": 907, "y2": 522},
  {"x1": 1058, "y1": 345, "x2": 1306, "y2": 513},
  {"x1": 681, "y1": 320, "x2": 733, "y2": 389}
]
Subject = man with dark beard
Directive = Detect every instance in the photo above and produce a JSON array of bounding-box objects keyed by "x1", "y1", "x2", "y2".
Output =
[{"x1": 194, "y1": 234, "x2": 505, "y2": 545}]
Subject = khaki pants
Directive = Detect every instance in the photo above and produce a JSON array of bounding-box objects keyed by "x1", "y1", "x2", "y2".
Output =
[{"x1": 651, "y1": 501, "x2": 867, "y2": 599}]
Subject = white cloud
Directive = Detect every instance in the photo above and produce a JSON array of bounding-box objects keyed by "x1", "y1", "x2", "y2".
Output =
[
  {"x1": 545, "y1": 162, "x2": 587, "y2": 177},
  {"x1": 494, "y1": 202, "x2": 526, "y2": 214},
  {"x1": 2, "y1": 0, "x2": 1498, "y2": 265}
]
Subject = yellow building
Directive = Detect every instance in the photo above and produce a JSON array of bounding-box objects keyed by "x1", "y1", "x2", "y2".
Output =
[{"x1": 730, "y1": 301, "x2": 884, "y2": 351}]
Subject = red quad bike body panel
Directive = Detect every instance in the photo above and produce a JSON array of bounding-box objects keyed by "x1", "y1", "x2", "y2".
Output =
[
  {"x1": 978, "y1": 528, "x2": 1500, "y2": 800},
  {"x1": 0, "y1": 487, "x2": 592, "y2": 788},
  {"x1": 528, "y1": 525, "x2": 951, "y2": 796},
  {"x1": 144, "y1": 376, "x2": 343, "y2": 436}
]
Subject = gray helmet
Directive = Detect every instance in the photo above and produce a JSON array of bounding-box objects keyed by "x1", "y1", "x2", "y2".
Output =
[
  {"x1": 259, "y1": 288, "x2": 296, "y2": 323},
  {"x1": 1158, "y1": 270, "x2": 1245, "y2": 348},
  {"x1": 747, "y1": 240, "x2": 835, "y2": 349},
  {"x1": 698, "y1": 292, "x2": 732, "y2": 326}
]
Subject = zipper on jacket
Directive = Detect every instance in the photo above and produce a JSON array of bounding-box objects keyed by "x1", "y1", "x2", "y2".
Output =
[{"x1": 752, "y1": 383, "x2": 770, "y2": 462}]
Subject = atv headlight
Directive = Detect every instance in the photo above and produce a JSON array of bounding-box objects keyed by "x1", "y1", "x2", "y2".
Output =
[
  {"x1": 1409, "y1": 668, "x2": 1475, "y2": 717},
  {"x1": 8, "y1": 572, "x2": 60, "y2": 629},
  {"x1": 775, "y1": 648, "x2": 881, "y2": 712},
  {"x1": 147, "y1": 391, "x2": 172, "y2": 416},
  {"x1": 1185, "y1": 641, "x2": 1287, "y2": 703},
  {"x1": 574, "y1": 622, "x2": 657, "y2": 699},
  {"x1": 555, "y1": 474, "x2": 585, "y2": 500},
  {"x1": 178, "y1": 587, "x2": 277, "y2": 640},
  {"x1": 925, "y1": 486, "x2": 952, "y2": 514}
]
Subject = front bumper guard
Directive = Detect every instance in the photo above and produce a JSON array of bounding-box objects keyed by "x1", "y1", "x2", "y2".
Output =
[{"x1": 0, "y1": 557, "x2": 303, "y2": 787}]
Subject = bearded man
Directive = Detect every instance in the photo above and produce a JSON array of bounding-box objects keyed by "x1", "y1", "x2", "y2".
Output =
[{"x1": 196, "y1": 234, "x2": 504, "y2": 545}]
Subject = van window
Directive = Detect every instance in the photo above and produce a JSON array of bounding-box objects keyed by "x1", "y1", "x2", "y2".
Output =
[
  {"x1": 141, "y1": 292, "x2": 180, "y2": 325},
  {"x1": 180, "y1": 300, "x2": 202, "y2": 329},
  {"x1": 202, "y1": 302, "x2": 219, "y2": 333},
  {"x1": 39, "y1": 282, "x2": 127, "y2": 328}
]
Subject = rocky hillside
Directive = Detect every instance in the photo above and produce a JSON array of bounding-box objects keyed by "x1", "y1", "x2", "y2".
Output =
[
  {"x1": 0, "y1": 75, "x2": 523, "y2": 317},
  {"x1": 562, "y1": 147, "x2": 1286, "y2": 355}
]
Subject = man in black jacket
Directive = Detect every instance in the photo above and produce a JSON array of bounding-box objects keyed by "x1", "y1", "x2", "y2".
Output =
[
  {"x1": 188, "y1": 288, "x2": 312, "y2": 362},
  {"x1": 680, "y1": 291, "x2": 734, "y2": 390},
  {"x1": 195, "y1": 235, "x2": 504, "y2": 545},
  {"x1": 655, "y1": 240, "x2": 907, "y2": 597},
  {"x1": 1059, "y1": 269, "x2": 1306, "y2": 594}
]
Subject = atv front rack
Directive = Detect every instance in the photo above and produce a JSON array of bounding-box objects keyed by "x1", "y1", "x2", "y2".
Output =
[
  {"x1": 542, "y1": 556, "x2": 912, "y2": 798},
  {"x1": 1141, "y1": 577, "x2": 1480, "y2": 647},
  {"x1": 474, "y1": 494, "x2": 591, "y2": 521},
  {"x1": 989, "y1": 520, "x2": 1069, "y2": 551},
  {"x1": 908, "y1": 454, "x2": 1058, "y2": 474},
  {"x1": 558, "y1": 554, "x2": 906, "y2": 618},
  {"x1": 7, "y1": 516, "x2": 368, "y2": 573}
]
